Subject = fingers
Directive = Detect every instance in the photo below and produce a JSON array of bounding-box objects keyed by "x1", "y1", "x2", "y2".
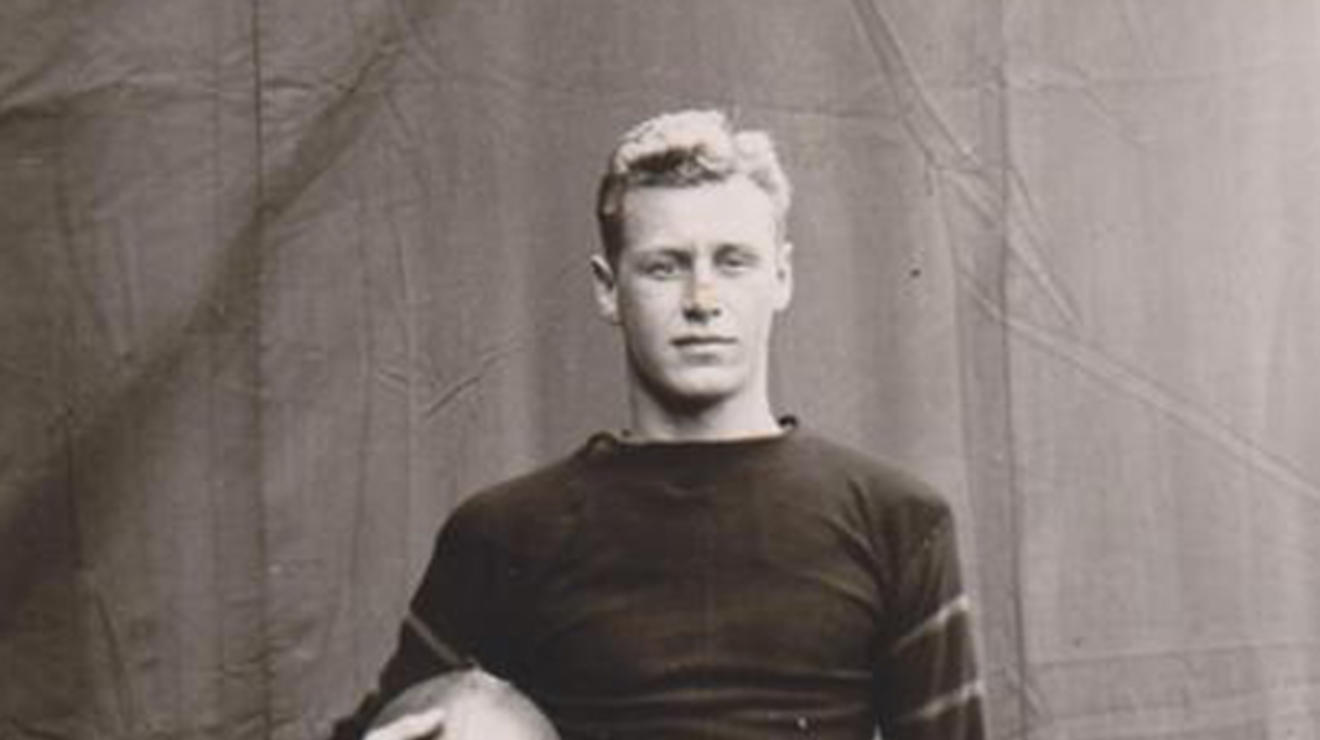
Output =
[{"x1": 363, "y1": 706, "x2": 446, "y2": 740}]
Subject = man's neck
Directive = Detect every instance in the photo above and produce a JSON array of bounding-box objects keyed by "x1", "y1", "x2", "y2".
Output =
[{"x1": 625, "y1": 393, "x2": 784, "y2": 443}]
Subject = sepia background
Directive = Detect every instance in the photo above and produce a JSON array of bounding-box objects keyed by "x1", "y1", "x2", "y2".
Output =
[{"x1": 2, "y1": 1, "x2": 1317, "y2": 738}]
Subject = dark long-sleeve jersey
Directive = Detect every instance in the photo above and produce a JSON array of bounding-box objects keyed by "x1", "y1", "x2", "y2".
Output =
[{"x1": 334, "y1": 425, "x2": 984, "y2": 739}]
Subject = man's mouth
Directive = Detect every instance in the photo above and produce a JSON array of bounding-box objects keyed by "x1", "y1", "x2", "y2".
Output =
[{"x1": 672, "y1": 335, "x2": 736, "y2": 347}]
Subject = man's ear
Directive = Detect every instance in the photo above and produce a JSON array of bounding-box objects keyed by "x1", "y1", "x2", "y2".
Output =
[
  {"x1": 774, "y1": 241, "x2": 794, "y2": 311},
  {"x1": 590, "y1": 254, "x2": 620, "y2": 323}
]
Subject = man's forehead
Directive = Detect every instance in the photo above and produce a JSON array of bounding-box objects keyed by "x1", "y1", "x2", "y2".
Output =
[
  {"x1": 619, "y1": 203, "x2": 783, "y2": 264},
  {"x1": 622, "y1": 176, "x2": 774, "y2": 213}
]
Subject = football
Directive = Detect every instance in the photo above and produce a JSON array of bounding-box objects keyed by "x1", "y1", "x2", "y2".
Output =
[{"x1": 367, "y1": 669, "x2": 559, "y2": 740}]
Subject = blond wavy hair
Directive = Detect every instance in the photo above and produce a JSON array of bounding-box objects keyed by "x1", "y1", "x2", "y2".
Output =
[{"x1": 595, "y1": 110, "x2": 792, "y2": 264}]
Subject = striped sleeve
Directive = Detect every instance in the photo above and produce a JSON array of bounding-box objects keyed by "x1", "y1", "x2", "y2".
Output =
[{"x1": 875, "y1": 511, "x2": 985, "y2": 740}]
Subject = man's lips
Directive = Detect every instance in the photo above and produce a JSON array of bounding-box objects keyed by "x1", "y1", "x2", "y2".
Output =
[{"x1": 672, "y1": 335, "x2": 736, "y2": 347}]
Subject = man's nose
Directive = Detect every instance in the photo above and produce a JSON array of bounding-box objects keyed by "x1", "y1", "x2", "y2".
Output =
[{"x1": 681, "y1": 267, "x2": 722, "y2": 320}]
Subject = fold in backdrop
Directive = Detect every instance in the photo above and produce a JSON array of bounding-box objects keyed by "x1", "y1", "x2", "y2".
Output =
[{"x1": 2, "y1": 1, "x2": 1318, "y2": 738}]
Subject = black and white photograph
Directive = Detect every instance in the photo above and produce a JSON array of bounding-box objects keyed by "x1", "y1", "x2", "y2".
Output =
[{"x1": 1, "y1": 3, "x2": 1317, "y2": 739}]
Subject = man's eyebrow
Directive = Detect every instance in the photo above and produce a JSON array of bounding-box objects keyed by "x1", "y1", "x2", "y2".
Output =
[
  {"x1": 713, "y1": 243, "x2": 762, "y2": 258},
  {"x1": 634, "y1": 245, "x2": 693, "y2": 258}
]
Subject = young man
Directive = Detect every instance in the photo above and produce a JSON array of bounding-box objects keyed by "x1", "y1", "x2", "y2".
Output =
[{"x1": 334, "y1": 110, "x2": 985, "y2": 739}]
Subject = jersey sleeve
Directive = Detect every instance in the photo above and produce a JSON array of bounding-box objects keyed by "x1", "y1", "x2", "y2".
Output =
[
  {"x1": 874, "y1": 508, "x2": 986, "y2": 740},
  {"x1": 329, "y1": 499, "x2": 509, "y2": 739}
]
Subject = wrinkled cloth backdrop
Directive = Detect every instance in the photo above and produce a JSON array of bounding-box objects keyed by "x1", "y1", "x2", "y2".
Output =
[{"x1": 2, "y1": 2, "x2": 1318, "y2": 738}]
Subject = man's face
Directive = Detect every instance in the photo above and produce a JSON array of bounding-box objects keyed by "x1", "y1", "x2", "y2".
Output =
[{"x1": 592, "y1": 176, "x2": 793, "y2": 410}]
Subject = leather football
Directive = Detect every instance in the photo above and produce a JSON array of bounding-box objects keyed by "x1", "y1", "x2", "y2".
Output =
[{"x1": 367, "y1": 669, "x2": 560, "y2": 739}]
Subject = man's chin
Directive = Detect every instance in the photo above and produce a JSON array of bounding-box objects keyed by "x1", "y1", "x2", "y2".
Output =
[
  {"x1": 628, "y1": 359, "x2": 755, "y2": 410},
  {"x1": 648, "y1": 374, "x2": 746, "y2": 411}
]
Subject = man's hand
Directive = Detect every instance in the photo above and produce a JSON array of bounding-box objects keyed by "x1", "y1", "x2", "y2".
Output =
[
  {"x1": 363, "y1": 706, "x2": 445, "y2": 740},
  {"x1": 363, "y1": 669, "x2": 559, "y2": 740}
]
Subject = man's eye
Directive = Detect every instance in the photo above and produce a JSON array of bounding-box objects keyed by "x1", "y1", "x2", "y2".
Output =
[
  {"x1": 641, "y1": 260, "x2": 679, "y2": 277},
  {"x1": 718, "y1": 251, "x2": 757, "y2": 270}
]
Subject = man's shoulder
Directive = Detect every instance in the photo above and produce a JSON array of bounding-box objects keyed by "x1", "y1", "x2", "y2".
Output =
[
  {"x1": 449, "y1": 446, "x2": 587, "y2": 524},
  {"x1": 783, "y1": 431, "x2": 962, "y2": 584},
  {"x1": 786, "y1": 430, "x2": 949, "y2": 508},
  {"x1": 432, "y1": 440, "x2": 610, "y2": 557}
]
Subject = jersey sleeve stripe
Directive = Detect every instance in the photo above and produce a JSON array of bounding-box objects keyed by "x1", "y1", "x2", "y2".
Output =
[
  {"x1": 890, "y1": 593, "x2": 970, "y2": 656},
  {"x1": 405, "y1": 610, "x2": 465, "y2": 666},
  {"x1": 893, "y1": 679, "x2": 983, "y2": 726}
]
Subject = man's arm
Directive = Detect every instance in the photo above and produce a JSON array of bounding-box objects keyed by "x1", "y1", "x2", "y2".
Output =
[
  {"x1": 331, "y1": 500, "x2": 505, "y2": 740},
  {"x1": 875, "y1": 510, "x2": 986, "y2": 740},
  {"x1": 329, "y1": 613, "x2": 471, "y2": 739}
]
